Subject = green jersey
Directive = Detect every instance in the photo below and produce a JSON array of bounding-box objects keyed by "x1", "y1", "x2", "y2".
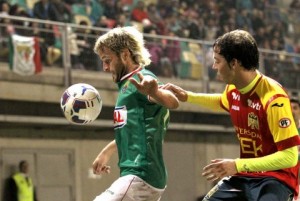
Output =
[{"x1": 113, "y1": 67, "x2": 170, "y2": 189}]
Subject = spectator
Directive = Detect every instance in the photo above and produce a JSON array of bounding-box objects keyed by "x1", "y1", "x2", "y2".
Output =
[
  {"x1": 290, "y1": 0, "x2": 300, "y2": 9},
  {"x1": 67, "y1": 26, "x2": 85, "y2": 69},
  {"x1": 31, "y1": 22, "x2": 61, "y2": 66},
  {"x1": 147, "y1": 3, "x2": 165, "y2": 35},
  {"x1": 236, "y1": 0, "x2": 253, "y2": 11},
  {"x1": 0, "y1": 0, "x2": 11, "y2": 56},
  {"x1": 51, "y1": 0, "x2": 72, "y2": 23},
  {"x1": 103, "y1": 0, "x2": 117, "y2": 20},
  {"x1": 163, "y1": 31, "x2": 181, "y2": 77},
  {"x1": 0, "y1": 1, "x2": 10, "y2": 16},
  {"x1": 236, "y1": 9, "x2": 253, "y2": 33},
  {"x1": 114, "y1": 13, "x2": 132, "y2": 27},
  {"x1": 144, "y1": 27, "x2": 163, "y2": 76},
  {"x1": 32, "y1": 0, "x2": 60, "y2": 22},
  {"x1": 8, "y1": 4, "x2": 32, "y2": 36},
  {"x1": 7, "y1": 160, "x2": 38, "y2": 201},
  {"x1": 251, "y1": 9, "x2": 265, "y2": 32},
  {"x1": 76, "y1": 20, "x2": 98, "y2": 70},
  {"x1": 131, "y1": 1, "x2": 149, "y2": 23},
  {"x1": 94, "y1": 15, "x2": 109, "y2": 29},
  {"x1": 186, "y1": 17, "x2": 202, "y2": 40}
]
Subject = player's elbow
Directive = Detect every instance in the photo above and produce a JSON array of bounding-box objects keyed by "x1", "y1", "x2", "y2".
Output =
[
  {"x1": 167, "y1": 98, "x2": 179, "y2": 109},
  {"x1": 287, "y1": 146, "x2": 299, "y2": 168}
]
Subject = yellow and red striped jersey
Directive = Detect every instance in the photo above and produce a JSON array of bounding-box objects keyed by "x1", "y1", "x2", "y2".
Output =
[{"x1": 220, "y1": 73, "x2": 300, "y2": 195}]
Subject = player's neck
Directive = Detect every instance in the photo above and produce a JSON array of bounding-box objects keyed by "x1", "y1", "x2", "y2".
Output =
[{"x1": 235, "y1": 70, "x2": 258, "y2": 90}]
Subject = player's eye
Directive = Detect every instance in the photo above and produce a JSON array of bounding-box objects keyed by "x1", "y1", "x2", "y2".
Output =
[{"x1": 104, "y1": 60, "x2": 110, "y2": 65}]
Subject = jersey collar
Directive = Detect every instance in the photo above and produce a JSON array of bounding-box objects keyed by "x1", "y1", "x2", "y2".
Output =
[
  {"x1": 239, "y1": 70, "x2": 262, "y2": 94},
  {"x1": 120, "y1": 67, "x2": 143, "y2": 82}
]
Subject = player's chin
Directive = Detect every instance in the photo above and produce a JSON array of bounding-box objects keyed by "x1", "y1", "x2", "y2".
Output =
[
  {"x1": 112, "y1": 75, "x2": 118, "y2": 83},
  {"x1": 216, "y1": 74, "x2": 223, "y2": 81}
]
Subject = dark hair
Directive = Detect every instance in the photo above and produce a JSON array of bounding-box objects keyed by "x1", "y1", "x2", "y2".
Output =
[
  {"x1": 213, "y1": 30, "x2": 259, "y2": 70},
  {"x1": 290, "y1": 97, "x2": 300, "y2": 106},
  {"x1": 19, "y1": 160, "x2": 27, "y2": 170}
]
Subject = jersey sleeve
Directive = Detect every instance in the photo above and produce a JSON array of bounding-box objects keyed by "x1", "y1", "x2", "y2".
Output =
[
  {"x1": 187, "y1": 92, "x2": 223, "y2": 112},
  {"x1": 266, "y1": 96, "x2": 300, "y2": 150},
  {"x1": 220, "y1": 85, "x2": 236, "y2": 112}
]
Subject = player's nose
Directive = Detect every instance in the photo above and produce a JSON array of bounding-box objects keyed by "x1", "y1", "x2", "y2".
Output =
[{"x1": 103, "y1": 63, "x2": 109, "y2": 72}]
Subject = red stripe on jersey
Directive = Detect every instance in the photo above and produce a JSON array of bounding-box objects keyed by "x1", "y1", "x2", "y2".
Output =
[
  {"x1": 265, "y1": 94, "x2": 288, "y2": 111},
  {"x1": 276, "y1": 135, "x2": 300, "y2": 151}
]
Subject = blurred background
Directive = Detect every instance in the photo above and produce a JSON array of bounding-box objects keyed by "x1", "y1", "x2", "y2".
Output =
[{"x1": 0, "y1": 0, "x2": 299, "y2": 201}]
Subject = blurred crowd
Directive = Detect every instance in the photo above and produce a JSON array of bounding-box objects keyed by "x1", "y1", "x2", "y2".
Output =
[{"x1": 0, "y1": 0, "x2": 300, "y2": 79}]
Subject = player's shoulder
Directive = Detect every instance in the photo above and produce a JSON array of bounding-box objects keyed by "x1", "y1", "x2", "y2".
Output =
[
  {"x1": 223, "y1": 84, "x2": 237, "y2": 94},
  {"x1": 140, "y1": 68, "x2": 157, "y2": 78},
  {"x1": 259, "y1": 75, "x2": 287, "y2": 96},
  {"x1": 257, "y1": 75, "x2": 289, "y2": 107}
]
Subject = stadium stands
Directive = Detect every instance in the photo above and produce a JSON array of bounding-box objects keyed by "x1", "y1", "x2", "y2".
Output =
[{"x1": 0, "y1": 0, "x2": 299, "y2": 87}]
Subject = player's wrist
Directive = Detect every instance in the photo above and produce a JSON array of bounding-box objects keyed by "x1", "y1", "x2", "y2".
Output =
[{"x1": 235, "y1": 158, "x2": 243, "y2": 173}]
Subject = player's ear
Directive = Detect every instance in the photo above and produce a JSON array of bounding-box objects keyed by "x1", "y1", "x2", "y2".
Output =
[
  {"x1": 230, "y1": 59, "x2": 239, "y2": 69},
  {"x1": 120, "y1": 49, "x2": 130, "y2": 62}
]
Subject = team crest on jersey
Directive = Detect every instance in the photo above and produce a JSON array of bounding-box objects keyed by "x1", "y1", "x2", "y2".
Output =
[
  {"x1": 278, "y1": 118, "x2": 291, "y2": 128},
  {"x1": 248, "y1": 112, "x2": 259, "y2": 130},
  {"x1": 121, "y1": 81, "x2": 130, "y2": 93},
  {"x1": 114, "y1": 106, "x2": 127, "y2": 129}
]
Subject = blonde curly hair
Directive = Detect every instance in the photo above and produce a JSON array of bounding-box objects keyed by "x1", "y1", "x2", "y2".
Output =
[{"x1": 94, "y1": 26, "x2": 151, "y2": 67}]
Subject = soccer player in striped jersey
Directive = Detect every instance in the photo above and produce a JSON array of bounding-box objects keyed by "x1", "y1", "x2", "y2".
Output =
[
  {"x1": 92, "y1": 26, "x2": 179, "y2": 201},
  {"x1": 165, "y1": 29, "x2": 300, "y2": 201}
]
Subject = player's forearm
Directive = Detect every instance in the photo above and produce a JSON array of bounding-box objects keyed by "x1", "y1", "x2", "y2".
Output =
[
  {"x1": 235, "y1": 146, "x2": 298, "y2": 172},
  {"x1": 187, "y1": 92, "x2": 223, "y2": 111},
  {"x1": 100, "y1": 140, "x2": 117, "y2": 157},
  {"x1": 149, "y1": 89, "x2": 179, "y2": 109}
]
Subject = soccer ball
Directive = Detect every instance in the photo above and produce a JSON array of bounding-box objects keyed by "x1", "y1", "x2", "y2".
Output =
[{"x1": 60, "y1": 83, "x2": 102, "y2": 124}]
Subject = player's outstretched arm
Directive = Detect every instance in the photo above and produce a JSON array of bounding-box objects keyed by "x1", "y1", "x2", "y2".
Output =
[
  {"x1": 164, "y1": 83, "x2": 224, "y2": 112},
  {"x1": 130, "y1": 73, "x2": 179, "y2": 109},
  {"x1": 92, "y1": 140, "x2": 117, "y2": 175},
  {"x1": 162, "y1": 83, "x2": 188, "y2": 102}
]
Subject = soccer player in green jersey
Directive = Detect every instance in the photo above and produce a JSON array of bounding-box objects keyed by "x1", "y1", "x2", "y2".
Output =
[
  {"x1": 92, "y1": 26, "x2": 179, "y2": 201},
  {"x1": 164, "y1": 30, "x2": 300, "y2": 200}
]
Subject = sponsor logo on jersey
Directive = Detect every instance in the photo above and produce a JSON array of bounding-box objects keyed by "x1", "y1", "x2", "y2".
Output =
[
  {"x1": 114, "y1": 106, "x2": 127, "y2": 129},
  {"x1": 231, "y1": 105, "x2": 240, "y2": 111},
  {"x1": 232, "y1": 92, "x2": 240, "y2": 101},
  {"x1": 235, "y1": 126, "x2": 262, "y2": 140},
  {"x1": 271, "y1": 103, "x2": 284, "y2": 107},
  {"x1": 248, "y1": 112, "x2": 259, "y2": 130},
  {"x1": 247, "y1": 99, "x2": 261, "y2": 110},
  {"x1": 278, "y1": 118, "x2": 291, "y2": 128}
]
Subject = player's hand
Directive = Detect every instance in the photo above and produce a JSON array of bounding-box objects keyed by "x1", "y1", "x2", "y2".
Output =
[
  {"x1": 92, "y1": 155, "x2": 111, "y2": 174},
  {"x1": 202, "y1": 159, "x2": 237, "y2": 181},
  {"x1": 129, "y1": 72, "x2": 158, "y2": 96},
  {"x1": 162, "y1": 83, "x2": 188, "y2": 102}
]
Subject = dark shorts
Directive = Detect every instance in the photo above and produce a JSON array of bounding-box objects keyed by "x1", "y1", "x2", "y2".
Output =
[{"x1": 202, "y1": 176, "x2": 294, "y2": 201}]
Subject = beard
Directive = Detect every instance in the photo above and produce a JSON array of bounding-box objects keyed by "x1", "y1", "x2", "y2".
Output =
[{"x1": 113, "y1": 58, "x2": 128, "y2": 83}]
